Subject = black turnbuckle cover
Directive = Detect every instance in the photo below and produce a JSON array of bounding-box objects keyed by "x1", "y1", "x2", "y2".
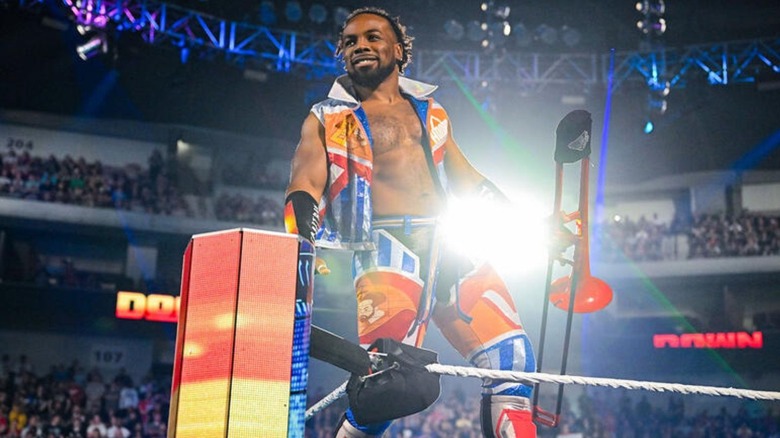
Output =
[{"x1": 347, "y1": 338, "x2": 441, "y2": 424}]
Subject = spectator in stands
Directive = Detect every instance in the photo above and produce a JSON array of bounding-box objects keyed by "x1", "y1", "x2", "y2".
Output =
[
  {"x1": 141, "y1": 412, "x2": 164, "y2": 438},
  {"x1": 8, "y1": 402, "x2": 27, "y2": 433},
  {"x1": 598, "y1": 210, "x2": 780, "y2": 262},
  {"x1": 213, "y1": 192, "x2": 283, "y2": 227},
  {"x1": 106, "y1": 415, "x2": 129, "y2": 438},
  {"x1": 83, "y1": 373, "x2": 105, "y2": 414},
  {"x1": 19, "y1": 413, "x2": 43, "y2": 437},
  {"x1": 0, "y1": 150, "x2": 194, "y2": 221},
  {"x1": 85, "y1": 414, "x2": 106, "y2": 438}
]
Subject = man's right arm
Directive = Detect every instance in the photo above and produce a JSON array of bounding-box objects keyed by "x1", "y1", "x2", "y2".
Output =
[
  {"x1": 284, "y1": 113, "x2": 328, "y2": 244},
  {"x1": 286, "y1": 113, "x2": 328, "y2": 199}
]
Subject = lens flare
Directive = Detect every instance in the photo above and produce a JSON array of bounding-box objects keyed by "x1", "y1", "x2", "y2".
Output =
[{"x1": 439, "y1": 194, "x2": 549, "y2": 275}]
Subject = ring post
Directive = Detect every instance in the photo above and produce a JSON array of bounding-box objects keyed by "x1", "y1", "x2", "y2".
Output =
[{"x1": 168, "y1": 228, "x2": 313, "y2": 438}]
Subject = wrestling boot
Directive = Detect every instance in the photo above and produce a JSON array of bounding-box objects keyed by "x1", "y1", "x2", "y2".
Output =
[{"x1": 481, "y1": 395, "x2": 537, "y2": 438}]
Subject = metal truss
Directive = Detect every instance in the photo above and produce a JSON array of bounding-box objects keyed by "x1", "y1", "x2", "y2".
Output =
[
  {"x1": 610, "y1": 39, "x2": 780, "y2": 92},
  {"x1": 48, "y1": 0, "x2": 780, "y2": 93},
  {"x1": 410, "y1": 51, "x2": 601, "y2": 94}
]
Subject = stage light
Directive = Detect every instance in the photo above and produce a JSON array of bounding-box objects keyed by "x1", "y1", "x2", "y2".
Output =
[
  {"x1": 636, "y1": 0, "x2": 665, "y2": 16},
  {"x1": 285, "y1": 1, "x2": 302, "y2": 23},
  {"x1": 501, "y1": 21, "x2": 511, "y2": 36},
  {"x1": 440, "y1": 195, "x2": 549, "y2": 275},
  {"x1": 488, "y1": 21, "x2": 510, "y2": 45},
  {"x1": 536, "y1": 24, "x2": 558, "y2": 45},
  {"x1": 333, "y1": 7, "x2": 350, "y2": 26},
  {"x1": 76, "y1": 33, "x2": 107, "y2": 60},
  {"x1": 258, "y1": 0, "x2": 276, "y2": 26},
  {"x1": 513, "y1": 23, "x2": 531, "y2": 47},
  {"x1": 76, "y1": 24, "x2": 91, "y2": 35},
  {"x1": 644, "y1": 120, "x2": 654, "y2": 134},
  {"x1": 637, "y1": 17, "x2": 666, "y2": 35},
  {"x1": 444, "y1": 19, "x2": 465, "y2": 40},
  {"x1": 649, "y1": 97, "x2": 668, "y2": 115},
  {"x1": 493, "y1": 4, "x2": 511, "y2": 20},
  {"x1": 467, "y1": 20, "x2": 487, "y2": 42},
  {"x1": 481, "y1": 2, "x2": 489, "y2": 12},
  {"x1": 561, "y1": 26, "x2": 582, "y2": 47},
  {"x1": 650, "y1": 79, "x2": 671, "y2": 97},
  {"x1": 308, "y1": 4, "x2": 327, "y2": 24}
]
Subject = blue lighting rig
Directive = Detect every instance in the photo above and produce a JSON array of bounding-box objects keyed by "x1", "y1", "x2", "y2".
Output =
[{"x1": 15, "y1": 0, "x2": 780, "y2": 94}]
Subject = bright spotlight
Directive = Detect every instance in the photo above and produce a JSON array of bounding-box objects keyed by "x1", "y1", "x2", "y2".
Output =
[
  {"x1": 488, "y1": 22, "x2": 510, "y2": 45},
  {"x1": 439, "y1": 195, "x2": 550, "y2": 275},
  {"x1": 651, "y1": 79, "x2": 671, "y2": 96},
  {"x1": 502, "y1": 21, "x2": 511, "y2": 36},
  {"x1": 76, "y1": 24, "x2": 92, "y2": 35},
  {"x1": 636, "y1": 0, "x2": 665, "y2": 15},
  {"x1": 644, "y1": 120, "x2": 655, "y2": 134},
  {"x1": 76, "y1": 33, "x2": 107, "y2": 60},
  {"x1": 637, "y1": 17, "x2": 666, "y2": 35}
]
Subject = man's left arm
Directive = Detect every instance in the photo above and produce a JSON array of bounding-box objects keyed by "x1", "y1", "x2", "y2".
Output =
[{"x1": 442, "y1": 124, "x2": 509, "y2": 202}]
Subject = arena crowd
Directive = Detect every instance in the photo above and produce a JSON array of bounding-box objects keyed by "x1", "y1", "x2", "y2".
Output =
[
  {"x1": 2, "y1": 353, "x2": 778, "y2": 437},
  {"x1": 3, "y1": 148, "x2": 779, "y2": 265}
]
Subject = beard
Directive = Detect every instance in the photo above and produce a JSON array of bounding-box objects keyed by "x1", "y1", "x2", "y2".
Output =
[{"x1": 348, "y1": 61, "x2": 397, "y2": 89}]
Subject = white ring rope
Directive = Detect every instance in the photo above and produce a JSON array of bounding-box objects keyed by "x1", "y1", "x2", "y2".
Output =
[
  {"x1": 426, "y1": 364, "x2": 780, "y2": 401},
  {"x1": 305, "y1": 363, "x2": 780, "y2": 420},
  {"x1": 305, "y1": 381, "x2": 348, "y2": 421}
]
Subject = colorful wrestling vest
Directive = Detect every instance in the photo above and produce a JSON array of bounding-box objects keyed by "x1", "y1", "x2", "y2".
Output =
[{"x1": 310, "y1": 75, "x2": 451, "y2": 250}]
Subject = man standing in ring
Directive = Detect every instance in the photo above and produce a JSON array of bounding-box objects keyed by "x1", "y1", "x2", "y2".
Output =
[{"x1": 284, "y1": 7, "x2": 537, "y2": 437}]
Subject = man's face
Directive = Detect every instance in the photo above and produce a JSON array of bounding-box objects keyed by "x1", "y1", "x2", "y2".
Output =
[
  {"x1": 340, "y1": 13, "x2": 402, "y2": 88},
  {"x1": 358, "y1": 299, "x2": 374, "y2": 320}
]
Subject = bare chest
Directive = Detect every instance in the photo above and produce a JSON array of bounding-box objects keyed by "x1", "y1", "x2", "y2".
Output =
[{"x1": 362, "y1": 103, "x2": 423, "y2": 156}]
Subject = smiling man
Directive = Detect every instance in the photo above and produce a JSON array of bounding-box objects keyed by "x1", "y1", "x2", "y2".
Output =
[{"x1": 284, "y1": 7, "x2": 538, "y2": 438}]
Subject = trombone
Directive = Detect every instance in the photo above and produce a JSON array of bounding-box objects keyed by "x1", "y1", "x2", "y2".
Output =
[{"x1": 532, "y1": 110, "x2": 613, "y2": 428}]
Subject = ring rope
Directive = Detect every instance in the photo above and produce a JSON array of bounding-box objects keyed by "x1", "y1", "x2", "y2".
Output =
[
  {"x1": 305, "y1": 364, "x2": 780, "y2": 420},
  {"x1": 305, "y1": 381, "x2": 348, "y2": 421},
  {"x1": 426, "y1": 364, "x2": 780, "y2": 401}
]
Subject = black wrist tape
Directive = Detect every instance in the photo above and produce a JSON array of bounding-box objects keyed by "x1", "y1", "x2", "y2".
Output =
[{"x1": 284, "y1": 191, "x2": 320, "y2": 244}]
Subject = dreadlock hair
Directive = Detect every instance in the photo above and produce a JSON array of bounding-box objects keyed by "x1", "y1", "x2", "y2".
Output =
[{"x1": 335, "y1": 7, "x2": 414, "y2": 74}]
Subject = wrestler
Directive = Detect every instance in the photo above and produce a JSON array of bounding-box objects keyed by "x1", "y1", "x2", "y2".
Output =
[{"x1": 284, "y1": 7, "x2": 537, "y2": 438}]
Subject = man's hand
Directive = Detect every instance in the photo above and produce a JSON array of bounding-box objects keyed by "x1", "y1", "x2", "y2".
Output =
[
  {"x1": 548, "y1": 211, "x2": 578, "y2": 257},
  {"x1": 315, "y1": 257, "x2": 331, "y2": 275}
]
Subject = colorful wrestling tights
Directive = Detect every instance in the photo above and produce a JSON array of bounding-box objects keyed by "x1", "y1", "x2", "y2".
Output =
[{"x1": 335, "y1": 218, "x2": 537, "y2": 438}]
